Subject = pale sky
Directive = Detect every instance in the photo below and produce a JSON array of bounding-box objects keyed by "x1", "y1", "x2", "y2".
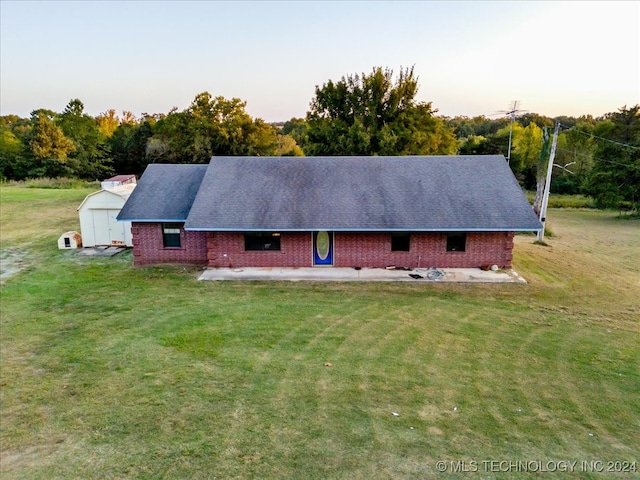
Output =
[{"x1": 1, "y1": 1, "x2": 638, "y2": 122}]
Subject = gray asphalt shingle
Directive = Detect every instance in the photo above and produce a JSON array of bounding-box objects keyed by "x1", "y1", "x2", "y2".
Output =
[
  {"x1": 184, "y1": 155, "x2": 541, "y2": 231},
  {"x1": 117, "y1": 164, "x2": 207, "y2": 222}
]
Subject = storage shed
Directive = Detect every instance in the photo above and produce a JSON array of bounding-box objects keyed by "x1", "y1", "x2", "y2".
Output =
[
  {"x1": 101, "y1": 174, "x2": 137, "y2": 190},
  {"x1": 78, "y1": 184, "x2": 136, "y2": 247}
]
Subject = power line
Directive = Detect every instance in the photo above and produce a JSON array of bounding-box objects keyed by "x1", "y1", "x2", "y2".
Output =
[
  {"x1": 558, "y1": 122, "x2": 640, "y2": 151},
  {"x1": 555, "y1": 147, "x2": 639, "y2": 168}
]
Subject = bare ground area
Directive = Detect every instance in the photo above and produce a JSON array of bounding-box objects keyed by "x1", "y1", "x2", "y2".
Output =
[{"x1": 0, "y1": 247, "x2": 29, "y2": 283}]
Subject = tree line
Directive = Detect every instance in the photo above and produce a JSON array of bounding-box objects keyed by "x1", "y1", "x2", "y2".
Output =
[{"x1": 1, "y1": 67, "x2": 638, "y2": 210}]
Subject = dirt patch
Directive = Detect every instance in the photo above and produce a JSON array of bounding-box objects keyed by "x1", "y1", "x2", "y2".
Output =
[{"x1": 0, "y1": 247, "x2": 29, "y2": 282}]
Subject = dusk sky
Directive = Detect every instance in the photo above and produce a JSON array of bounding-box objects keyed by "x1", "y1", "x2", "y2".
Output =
[{"x1": 1, "y1": 1, "x2": 638, "y2": 122}]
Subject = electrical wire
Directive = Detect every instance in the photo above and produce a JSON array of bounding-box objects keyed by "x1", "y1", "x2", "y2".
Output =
[
  {"x1": 555, "y1": 148, "x2": 637, "y2": 168},
  {"x1": 558, "y1": 122, "x2": 640, "y2": 150}
]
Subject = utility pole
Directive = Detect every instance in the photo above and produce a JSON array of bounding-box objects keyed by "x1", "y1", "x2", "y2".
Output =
[{"x1": 537, "y1": 121, "x2": 560, "y2": 242}]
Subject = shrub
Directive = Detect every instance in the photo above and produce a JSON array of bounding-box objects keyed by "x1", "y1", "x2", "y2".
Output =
[
  {"x1": 2, "y1": 177, "x2": 100, "y2": 189},
  {"x1": 525, "y1": 191, "x2": 595, "y2": 209}
]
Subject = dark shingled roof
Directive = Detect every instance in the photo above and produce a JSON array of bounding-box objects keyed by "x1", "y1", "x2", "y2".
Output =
[
  {"x1": 117, "y1": 164, "x2": 207, "y2": 222},
  {"x1": 184, "y1": 156, "x2": 541, "y2": 231}
]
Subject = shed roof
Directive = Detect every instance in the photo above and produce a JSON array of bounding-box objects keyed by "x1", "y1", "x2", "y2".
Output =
[
  {"x1": 104, "y1": 174, "x2": 136, "y2": 182},
  {"x1": 77, "y1": 184, "x2": 136, "y2": 211},
  {"x1": 184, "y1": 155, "x2": 541, "y2": 232},
  {"x1": 117, "y1": 164, "x2": 207, "y2": 222}
]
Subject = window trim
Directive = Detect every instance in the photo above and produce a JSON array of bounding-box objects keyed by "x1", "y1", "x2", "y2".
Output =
[
  {"x1": 391, "y1": 232, "x2": 410, "y2": 252},
  {"x1": 162, "y1": 223, "x2": 182, "y2": 248},
  {"x1": 244, "y1": 232, "x2": 282, "y2": 251},
  {"x1": 446, "y1": 232, "x2": 467, "y2": 252}
]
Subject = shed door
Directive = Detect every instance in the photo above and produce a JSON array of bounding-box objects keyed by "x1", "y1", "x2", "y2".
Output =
[
  {"x1": 92, "y1": 209, "x2": 125, "y2": 246},
  {"x1": 313, "y1": 231, "x2": 333, "y2": 266}
]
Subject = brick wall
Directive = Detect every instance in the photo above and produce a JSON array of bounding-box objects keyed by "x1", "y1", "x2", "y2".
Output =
[
  {"x1": 334, "y1": 232, "x2": 514, "y2": 268},
  {"x1": 130, "y1": 223, "x2": 208, "y2": 266},
  {"x1": 204, "y1": 231, "x2": 515, "y2": 269},
  {"x1": 207, "y1": 232, "x2": 312, "y2": 268}
]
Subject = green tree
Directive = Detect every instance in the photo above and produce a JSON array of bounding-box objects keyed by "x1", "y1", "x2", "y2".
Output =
[
  {"x1": 276, "y1": 134, "x2": 304, "y2": 156},
  {"x1": 282, "y1": 117, "x2": 309, "y2": 151},
  {"x1": 96, "y1": 109, "x2": 120, "y2": 138},
  {"x1": 518, "y1": 113, "x2": 554, "y2": 129},
  {"x1": 0, "y1": 127, "x2": 24, "y2": 179},
  {"x1": 239, "y1": 118, "x2": 278, "y2": 156},
  {"x1": 305, "y1": 66, "x2": 456, "y2": 156},
  {"x1": 109, "y1": 119, "x2": 155, "y2": 175},
  {"x1": 511, "y1": 122, "x2": 543, "y2": 189},
  {"x1": 153, "y1": 92, "x2": 278, "y2": 162},
  {"x1": 0, "y1": 115, "x2": 33, "y2": 179},
  {"x1": 487, "y1": 124, "x2": 516, "y2": 162},
  {"x1": 25, "y1": 114, "x2": 76, "y2": 178},
  {"x1": 458, "y1": 134, "x2": 503, "y2": 155},
  {"x1": 58, "y1": 99, "x2": 112, "y2": 179},
  {"x1": 152, "y1": 108, "x2": 191, "y2": 163},
  {"x1": 586, "y1": 105, "x2": 640, "y2": 210},
  {"x1": 446, "y1": 115, "x2": 508, "y2": 138},
  {"x1": 552, "y1": 120, "x2": 597, "y2": 195}
]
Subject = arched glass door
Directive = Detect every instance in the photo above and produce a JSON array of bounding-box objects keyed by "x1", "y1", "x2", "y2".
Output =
[{"x1": 313, "y1": 231, "x2": 333, "y2": 266}]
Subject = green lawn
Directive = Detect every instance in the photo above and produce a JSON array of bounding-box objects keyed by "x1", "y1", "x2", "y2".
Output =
[{"x1": 1, "y1": 186, "x2": 638, "y2": 479}]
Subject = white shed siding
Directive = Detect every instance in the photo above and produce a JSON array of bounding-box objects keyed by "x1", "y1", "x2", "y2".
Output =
[{"x1": 78, "y1": 186, "x2": 134, "y2": 247}]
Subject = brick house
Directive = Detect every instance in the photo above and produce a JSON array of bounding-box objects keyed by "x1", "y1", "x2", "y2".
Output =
[{"x1": 117, "y1": 156, "x2": 541, "y2": 269}]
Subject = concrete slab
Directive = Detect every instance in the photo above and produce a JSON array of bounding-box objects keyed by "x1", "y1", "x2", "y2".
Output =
[
  {"x1": 197, "y1": 267, "x2": 527, "y2": 283},
  {"x1": 76, "y1": 246, "x2": 126, "y2": 257}
]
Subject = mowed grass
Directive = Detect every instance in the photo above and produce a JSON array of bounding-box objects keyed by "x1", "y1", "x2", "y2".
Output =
[{"x1": 1, "y1": 185, "x2": 638, "y2": 479}]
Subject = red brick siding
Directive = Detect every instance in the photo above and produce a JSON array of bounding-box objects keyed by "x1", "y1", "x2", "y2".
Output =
[
  {"x1": 334, "y1": 232, "x2": 513, "y2": 268},
  {"x1": 130, "y1": 223, "x2": 208, "y2": 266},
  {"x1": 204, "y1": 231, "x2": 515, "y2": 269},
  {"x1": 207, "y1": 232, "x2": 312, "y2": 268}
]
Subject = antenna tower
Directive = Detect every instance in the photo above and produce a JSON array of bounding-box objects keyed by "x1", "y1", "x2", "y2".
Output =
[{"x1": 497, "y1": 100, "x2": 525, "y2": 164}]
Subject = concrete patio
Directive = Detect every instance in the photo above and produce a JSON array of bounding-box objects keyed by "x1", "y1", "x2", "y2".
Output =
[{"x1": 197, "y1": 267, "x2": 527, "y2": 283}]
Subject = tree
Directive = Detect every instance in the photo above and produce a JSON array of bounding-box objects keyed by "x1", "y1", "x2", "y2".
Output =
[
  {"x1": 109, "y1": 119, "x2": 155, "y2": 175},
  {"x1": 96, "y1": 109, "x2": 120, "y2": 138},
  {"x1": 276, "y1": 134, "x2": 304, "y2": 156},
  {"x1": 305, "y1": 66, "x2": 456, "y2": 156},
  {"x1": 25, "y1": 114, "x2": 76, "y2": 178},
  {"x1": 458, "y1": 134, "x2": 504, "y2": 155},
  {"x1": 120, "y1": 111, "x2": 138, "y2": 125},
  {"x1": 446, "y1": 115, "x2": 508, "y2": 138},
  {"x1": 58, "y1": 99, "x2": 112, "y2": 179},
  {"x1": 586, "y1": 105, "x2": 640, "y2": 210},
  {"x1": 152, "y1": 108, "x2": 192, "y2": 163},
  {"x1": 0, "y1": 127, "x2": 24, "y2": 179},
  {"x1": 511, "y1": 122, "x2": 543, "y2": 189},
  {"x1": 551, "y1": 120, "x2": 596, "y2": 194},
  {"x1": 153, "y1": 92, "x2": 278, "y2": 162},
  {"x1": 282, "y1": 117, "x2": 309, "y2": 151},
  {"x1": 518, "y1": 113, "x2": 554, "y2": 129}
]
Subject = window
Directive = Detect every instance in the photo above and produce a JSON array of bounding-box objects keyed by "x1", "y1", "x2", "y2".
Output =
[
  {"x1": 245, "y1": 232, "x2": 281, "y2": 251},
  {"x1": 162, "y1": 223, "x2": 182, "y2": 248},
  {"x1": 446, "y1": 232, "x2": 466, "y2": 252},
  {"x1": 391, "y1": 232, "x2": 410, "y2": 251}
]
